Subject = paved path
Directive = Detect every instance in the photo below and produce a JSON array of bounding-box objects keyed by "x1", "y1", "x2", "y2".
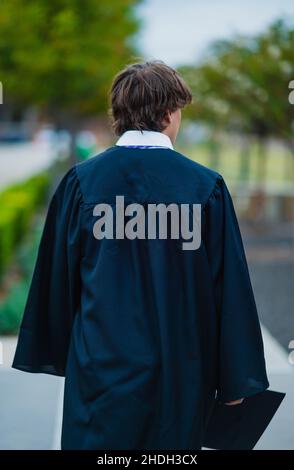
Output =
[
  {"x1": 0, "y1": 141, "x2": 57, "y2": 190},
  {"x1": 0, "y1": 369, "x2": 62, "y2": 450}
]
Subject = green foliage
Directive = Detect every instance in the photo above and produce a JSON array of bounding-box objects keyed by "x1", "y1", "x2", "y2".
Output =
[
  {"x1": 181, "y1": 18, "x2": 294, "y2": 148},
  {"x1": 0, "y1": 0, "x2": 143, "y2": 115},
  {"x1": 0, "y1": 173, "x2": 50, "y2": 278},
  {"x1": 0, "y1": 280, "x2": 31, "y2": 334},
  {"x1": 0, "y1": 222, "x2": 42, "y2": 335}
]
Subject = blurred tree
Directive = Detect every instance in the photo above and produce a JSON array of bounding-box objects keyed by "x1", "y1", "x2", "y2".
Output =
[
  {"x1": 181, "y1": 18, "x2": 294, "y2": 181},
  {"x1": 0, "y1": 0, "x2": 143, "y2": 158}
]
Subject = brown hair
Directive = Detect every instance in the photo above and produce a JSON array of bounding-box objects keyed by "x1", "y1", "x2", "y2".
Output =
[{"x1": 108, "y1": 59, "x2": 193, "y2": 136}]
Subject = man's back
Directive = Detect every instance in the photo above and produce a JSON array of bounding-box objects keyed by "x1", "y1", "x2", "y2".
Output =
[
  {"x1": 63, "y1": 145, "x2": 219, "y2": 449},
  {"x1": 13, "y1": 143, "x2": 269, "y2": 449}
]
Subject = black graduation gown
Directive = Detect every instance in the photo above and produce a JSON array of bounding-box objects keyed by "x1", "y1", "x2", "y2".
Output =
[{"x1": 12, "y1": 145, "x2": 269, "y2": 450}]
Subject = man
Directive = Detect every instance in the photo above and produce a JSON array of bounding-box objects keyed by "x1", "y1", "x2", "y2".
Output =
[{"x1": 12, "y1": 60, "x2": 269, "y2": 449}]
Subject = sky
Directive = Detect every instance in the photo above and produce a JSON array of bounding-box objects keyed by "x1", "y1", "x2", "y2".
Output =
[{"x1": 135, "y1": 0, "x2": 294, "y2": 67}]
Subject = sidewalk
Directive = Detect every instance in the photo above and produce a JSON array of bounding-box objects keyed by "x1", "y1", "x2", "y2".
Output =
[
  {"x1": 0, "y1": 325, "x2": 293, "y2": 450},
  {"x1": 0, "y1": 141, "x2": 57, "y2": 190},
  {"x1": 255, "y1": 326, "x2": 294, "y2": 449}
]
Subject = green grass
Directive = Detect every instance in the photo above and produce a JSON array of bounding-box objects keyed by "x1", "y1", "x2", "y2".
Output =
[{"x1": 176, "y1": 140, "x2": 294, "y2": 189}]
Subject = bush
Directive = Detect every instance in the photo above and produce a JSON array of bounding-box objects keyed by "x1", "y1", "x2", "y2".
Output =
[
  {"x1": 0, "y1": 280, "x2": 31, "y2": 334},
  {"x1": 0, "y1": 219, "x2": 43, "y2": 334},
  {"x1": 0, "y1": 173, "x2": 50, "y2": 278}
]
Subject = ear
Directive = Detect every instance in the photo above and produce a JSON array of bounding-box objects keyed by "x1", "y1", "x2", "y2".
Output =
[{"x1": 162, "y1": 109, "x2": 172, "y2": 126}]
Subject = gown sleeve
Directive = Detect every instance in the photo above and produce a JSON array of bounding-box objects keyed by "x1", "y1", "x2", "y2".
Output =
[
  {"x1": 11, "y1": 165, "x2": 83, "y2": 377},
  {"x1": 203, "y1": 175, "x2": 270, "y2": 403}
]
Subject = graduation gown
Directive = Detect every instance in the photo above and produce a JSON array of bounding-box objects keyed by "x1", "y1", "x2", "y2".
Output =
[{"x1": 12, "y1": 145, "x2": 269, "y2": 449}]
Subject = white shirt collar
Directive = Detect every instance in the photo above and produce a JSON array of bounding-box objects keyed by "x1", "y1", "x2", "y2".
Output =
[{"x1": 115, "y1": 130, "x2": 174, "y2": 149}]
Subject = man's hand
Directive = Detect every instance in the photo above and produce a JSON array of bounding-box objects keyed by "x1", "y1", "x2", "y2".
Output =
[{"x1": 224, "y1": 398, "x2": 244, "y2": 406}]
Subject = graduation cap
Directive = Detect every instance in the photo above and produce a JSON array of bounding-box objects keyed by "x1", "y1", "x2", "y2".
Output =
[{"x1": 203, "y1": 390, "x2": 285, "y2": 450}]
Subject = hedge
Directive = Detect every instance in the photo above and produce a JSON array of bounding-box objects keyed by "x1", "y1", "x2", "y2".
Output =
[
  {"x1": 0, "y1": 172, "x2": 50, "y2": 279},
  {"x1": 0, "y1": 221, "x2": 43, "y2": 334}
]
